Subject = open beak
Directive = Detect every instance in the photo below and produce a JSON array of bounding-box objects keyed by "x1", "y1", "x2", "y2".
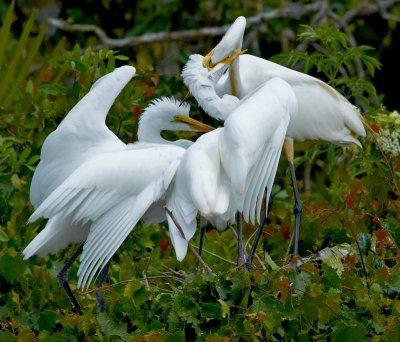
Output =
[
  {"x1": 202, "y1": 48, "x2": 247, "y2": 70},
  {"x1": 202, "y1": 49, "x2": 214, "y2": 69},
  {"x1": 172, "y1": 115, "x2": 215, "y2": 132}
]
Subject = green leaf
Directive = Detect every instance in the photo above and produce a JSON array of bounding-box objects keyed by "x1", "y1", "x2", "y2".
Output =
[
  {"x1": 322, "y1": 264, "x2": 341, "y2": 288},
  {"x1": 332, "y1": 324, "x2": 366, "y2": 342},
  {"x1": 38, "y1": 310, "x2": 57, "y2": 331},
  {"x1": 97, "y1": 313, "x2": 129, "y2": 339},
  {"x1": 0, "y1": 249, "x2": 26, "y2": 282},
  {"x1": 0, "y1": 227, "x2": 9, "y2": 242},
  {"x1": 217, "y1": 299, "x2": 230, "y2": 319},
  {"x1": 0, "y1": 0, "x2": 15, "y2": 66}
]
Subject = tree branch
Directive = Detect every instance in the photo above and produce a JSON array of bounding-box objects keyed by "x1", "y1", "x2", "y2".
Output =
[
  {"x1": 46, "y1": 2, "x2": 321, "y2": 48},
  {"x1": 47, "y1": 1, "x2": 400, "y2": 49}
]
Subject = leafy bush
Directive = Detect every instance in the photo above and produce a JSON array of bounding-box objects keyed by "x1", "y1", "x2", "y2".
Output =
[{"x1": 1, "y1": 2, "x2": 400, "y2": 341}]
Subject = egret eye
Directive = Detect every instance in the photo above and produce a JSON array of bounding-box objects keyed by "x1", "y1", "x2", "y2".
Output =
[{"x1": 171, "y1": 114, "x2": 184, "y2": 123}]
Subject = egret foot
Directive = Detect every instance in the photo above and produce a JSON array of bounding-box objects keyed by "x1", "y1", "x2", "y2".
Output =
[
  {"x1": 95, "y1": 261, "x2": 111, "y2": 312},
  {"x1": 57, "y1": 244, "x2": 83, "y2": 315},
  {"x1": 245, "y1": 261, "x2": 255, "y2": 270}
]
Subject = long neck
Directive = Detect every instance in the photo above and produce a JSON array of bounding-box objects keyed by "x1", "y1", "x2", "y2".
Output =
[
  {"x1": 182, "y1": 55, "x2": 237, "y2": 121},
  {"x1": 229, "y1": 58, "x2": 240, "y2": 97},
  {"x1": 137, "y1": 115, "x2": 172, "y2": 145},
  {"x1": 137, "y1": 98, "x2": 192, "y2": 147}
]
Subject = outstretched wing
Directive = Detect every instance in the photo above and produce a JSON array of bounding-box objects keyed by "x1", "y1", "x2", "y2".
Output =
[
  {"x1": 30, "y1": 66, "x2": 135, "y2": 208},
  {"x1": 29, "y1": 145, "x2": 184, "y2": 288}
]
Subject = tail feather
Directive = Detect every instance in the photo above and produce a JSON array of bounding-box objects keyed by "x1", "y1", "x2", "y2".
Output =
[
  {"x1": 23, "y1": 215, "x2": 89, "y2": 258},
  {"x1": 340, "y1": 100, "x2": 366, "y2": 138}
]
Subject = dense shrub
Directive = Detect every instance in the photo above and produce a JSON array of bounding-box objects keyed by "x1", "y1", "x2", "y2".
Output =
[{"x1": 1, "y1": 1, "x2": 400, "y2": 340}]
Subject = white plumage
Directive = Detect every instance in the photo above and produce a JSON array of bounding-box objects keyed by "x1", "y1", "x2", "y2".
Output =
[
  {"x1": 220, "y1": 78, "x2": 298, "y2": 222},
  {"x1": 167, "y1": 53, "x2": 298, "y2": 260},
  {"x1": 30, "y1": 66, "x2": 134, "y2": 209},
  {"x1": 220, "y1": 54, "x2": 366, "y2": 145},
  {"x1": 208, "y1": 16, "x2": 365, "y2": 145},
  {"x1": 201, "y1": 16, "x2": 366, "y2": 258},
  {"x1": 24, "y1": 66, "x2": 211, "y2": 288},
  {"x1": 182, "y1": 54, "x2": 240, "y2": 120}
]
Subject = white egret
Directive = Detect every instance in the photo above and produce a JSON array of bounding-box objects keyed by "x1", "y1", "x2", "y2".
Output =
[
  {"x1": 167, "y1": 53, "x2": 298, "y2": 264},
  {"x1": 202, "y1": 17, "x2": 366, "y2": 263},
  {"x1": 24, "y1": 66, "x2": 213, "y2": 313}
]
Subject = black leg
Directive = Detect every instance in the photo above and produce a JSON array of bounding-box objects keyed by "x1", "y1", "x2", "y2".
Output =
[
  {"x1": 289, "y1": 162, "x2": 303, "y2": 257},
  {"x1": 57, "y1": 244, "x2": 83, "y2": 314},
  {"x1": 246, "y1": 192, "x2": 273, "y2": 269},
  {"x1": 96, "y1": 261, "x2": 111, "y2": 313},
  {"x1": 198, "y1": 224, "x2": 206, "y2": 258},
  {"x1": 236, "y1": 213, "x2": 247, "y2": 265}
]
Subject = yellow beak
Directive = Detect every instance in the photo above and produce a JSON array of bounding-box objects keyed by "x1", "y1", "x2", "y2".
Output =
[
  {"x1": 202, "y1": 50, "x2": 214, "y2": 69},
  {"x1": 202, "y1": 48, "x2": 247, "y2": 70},
  {"x1": 172, "y1": 115, "x2": 215, "y2": 132}
]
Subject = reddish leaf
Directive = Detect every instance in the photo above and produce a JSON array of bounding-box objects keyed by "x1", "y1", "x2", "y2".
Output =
[
  {"x1": 132, "y1": 106, "x2": 142, "y2": 121},
  {"x1": 150, "y1": 76, "x2": 159, "y2": 86},
  {"x1": 159, "y1": 237, "x2": 170, "y2": 253},
  {"x1": 370, "y1": 123, "x2": 380, "y2": 133},
  {"x1": 346, "y1": 192, "x2": 355, "y2": 209},
  {"x1": 344, "y1": 254, "x2": 356, "y2": 269},
  {"x1": 278, "y1": 276, "x2": 290, "y2": 302},
  {"x1": 375, "y1": 229, "x2": 388, "y2": 242},
  {"x1": 281, "y1": 224, "x2": 291, "y2": 241},
  {"x1": 145, "y1": 87, "x2": 155, "y2": 98}
]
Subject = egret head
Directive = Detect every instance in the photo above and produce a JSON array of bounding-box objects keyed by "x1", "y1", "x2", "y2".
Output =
[
  {"x1": 203, "y1": 16, "x2": 247, "y2": 71},
  {"x1": 138, "y1": 97, "x2": 213, "y2": 145}
]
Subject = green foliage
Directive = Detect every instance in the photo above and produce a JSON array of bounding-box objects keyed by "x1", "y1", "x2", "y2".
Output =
[
  {"x1": 272, "y1": 25, "x2": 381, "y2": 107},
  {"x1": 1, "y1": 2, "x2": 400, "y2": 341}
]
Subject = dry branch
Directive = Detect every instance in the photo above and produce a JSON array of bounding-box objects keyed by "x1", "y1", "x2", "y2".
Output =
[
  {"x1": 44, "y1": 2, "x2": 326, "y2": 48},
  {"x1": 47, "y1": 1, "x2": 399, "y2": 49}
]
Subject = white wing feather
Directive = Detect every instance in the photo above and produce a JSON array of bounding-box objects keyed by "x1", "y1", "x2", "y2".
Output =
[
  {"x1": 77, "y1": 172, "x2": 177, "y2": 289},
  {"x1": 29, "y1": 145, "x2": 184, "y2": 286},
  {"x1": 30, "y1": 66, "x2": 135, "y2": 208},
  {"x1": 234, "y1": 55, "x2": 365, "y2": 143}
]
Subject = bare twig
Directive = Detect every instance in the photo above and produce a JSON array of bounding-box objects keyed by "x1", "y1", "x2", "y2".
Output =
[
  {"x1": 349, "y1": 228, "x2": 370, "y2": 291},
  {"x1": 254, "y1": 253, "x2": 267, "y2": 271},
  {"x1": 192, "y1": 245, "x2": 236, "y2": 265},
  {"x1": 161, "y1": 265, "x2": 187, "y2": 278},
  {"x1": 378, "y1": 0, "x2": 400, "y2": 22},
  {"x1": 84, "y1": 275, "x2": 183, "y2": 294},
  {"x1": 141, "y1": 249, "x2": 154, "y2": 290},
  {"x1": 47, "y1": 2, "x2": 321, "y2": 48}
]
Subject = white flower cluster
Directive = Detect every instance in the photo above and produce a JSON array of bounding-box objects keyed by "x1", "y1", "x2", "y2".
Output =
[
  {"x1": 378, "y1": 129, "x2": 400, "y2": 156},
  {"x1": 376, "y1": 111, "x2": 400, "y2": 157}
]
